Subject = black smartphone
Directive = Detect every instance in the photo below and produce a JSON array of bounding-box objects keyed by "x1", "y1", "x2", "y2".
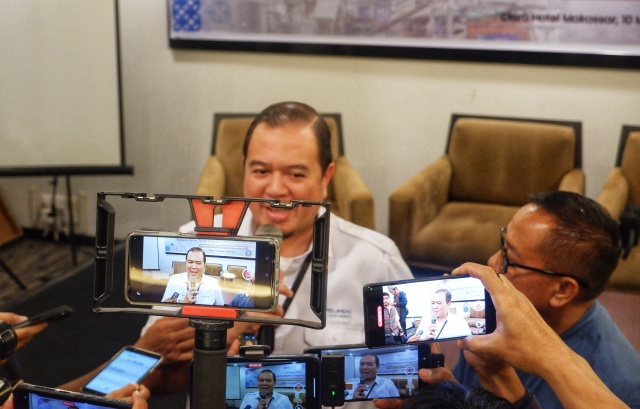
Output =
[
  {"x1": 13, "y1": 305, "x2": 74, "y2": 329},
  {"x1": 226, "y1": 354, "x2": 320, "y2": 409},
  {"x1": 125, "y1": 231, "x2": 280, "y2": 312},
  {"x1": 364, "y1": 275, "x2": 496, "y2": 348},
  {"x1": 13, "y1": 383, "x2": 133, "y2": 409},
  {"x1": 305, "y1": 344, "x2": 428, "y2": 401},
  {"x1": 81, "y1": 346, "x2": 162, "y2": 396}
]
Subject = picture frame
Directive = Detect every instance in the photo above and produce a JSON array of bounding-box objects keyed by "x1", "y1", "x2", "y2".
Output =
[{"x1": 168, "y1": 0, "x2": 640, "y2": 69}]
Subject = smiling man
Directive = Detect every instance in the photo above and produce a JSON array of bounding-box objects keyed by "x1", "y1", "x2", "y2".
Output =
[
  {"x1": 160, "y1": 247, "x2": 223, "y2": 305},
  {"x1": 234, "y1": 102, "x2": 413, "y2": 352},
  {"x1": 239, "y1": 370, "x2": 293, "y2": 409},
  {"x1": 407, "y1": 289, "x2": 470, "y2": 342},
  {"x1": 346, "y1": 354, "x2": 399, "y2": 400}
]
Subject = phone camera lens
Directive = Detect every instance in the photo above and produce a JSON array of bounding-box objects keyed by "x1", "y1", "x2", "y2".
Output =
[{"x1": 266, "y1": 257, "x2": 270, "y2": 260}]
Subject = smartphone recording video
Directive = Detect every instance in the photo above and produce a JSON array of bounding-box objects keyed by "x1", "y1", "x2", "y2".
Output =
[
  {"x1": 126, "y1": 231, "x2": 279, "y2": 312},
  {"x1": 305, "y1": 344, "x2": 424, "y2": 401},
  {"x1": 364, "y1": 275, "x2": 495, "y2": 348},
  {"x1": 226, "y1": 355, "x2": 320, "y2": 409}
]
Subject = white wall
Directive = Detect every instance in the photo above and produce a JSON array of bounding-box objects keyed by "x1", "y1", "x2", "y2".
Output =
[{"x1": 1, "y1": 0, "x2": 639, "y2": 239}]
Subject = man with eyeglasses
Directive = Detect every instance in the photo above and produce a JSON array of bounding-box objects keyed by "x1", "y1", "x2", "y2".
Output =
[{"x1": 451, "y1": 191, "x2": 640, "y2": 409}]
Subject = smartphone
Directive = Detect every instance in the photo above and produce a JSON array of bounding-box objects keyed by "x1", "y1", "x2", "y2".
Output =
[
  {"x1": 226, "y1": 354, "x2": 320, "y2": 409},
  {"x1": 305, "y1": 344, "x2": 428, "y2": 401},
  {"x1": 364, "y1": 275, "x2": 496, "y2": 348},
  {"x1": 81, "y1": 346, "x2": 162, "y2": 396},
  {"x1": 13, "y1": 383, "x2": 132, "y2": 409},
  {"x1": 13, "y1": 305, "x2": 74, "y2": 329},
  {"x1": 125, "y1": 231, "x2": 280, "y2": 312}
]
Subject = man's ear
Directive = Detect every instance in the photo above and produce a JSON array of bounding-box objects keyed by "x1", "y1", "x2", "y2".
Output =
[
  {"x1": 549, "y1": 277, "x2": 581, "y2": 307},
  {"x1": 321, "y1": 162, "x2": 336, "y2": 199}
]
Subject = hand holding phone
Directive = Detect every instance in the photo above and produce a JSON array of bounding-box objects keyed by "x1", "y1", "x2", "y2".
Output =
[
  {"x1": 13, "y1": 305, "x2": 74, "y2": 329},
  {"x1": 82, "y1": 346, "x2": 162, "y2": 396}
]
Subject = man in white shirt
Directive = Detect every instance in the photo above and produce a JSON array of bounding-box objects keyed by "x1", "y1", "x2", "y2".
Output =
[
  {"x1": 407, "y1": 289, "x2": 470, "y2": 342},
  {"x1": 239, "y1": 370, "x2": 293, "y2": 409},
  {"x1": 345, "y1": 354, "x2": 400, "y2": 400},
  {"x1": 160, "y1": 247, "x2": 224, "y2": 305},
  {"x1": 135, "y1": 102, "x2": 413, "y2": 393}
]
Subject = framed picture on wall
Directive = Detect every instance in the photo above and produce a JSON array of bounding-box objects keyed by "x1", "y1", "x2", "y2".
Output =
[{"x1": 167, "y1": 0, "x2": 640, "y2": 69}]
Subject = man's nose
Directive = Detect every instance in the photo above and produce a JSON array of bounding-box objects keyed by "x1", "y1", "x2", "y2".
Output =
[
  {"x1": 487, "y1": 250, "x2": 501, "y2": 272},
  {"x1": 265, "y1": 173, "x2": 287, "y2": 197}
]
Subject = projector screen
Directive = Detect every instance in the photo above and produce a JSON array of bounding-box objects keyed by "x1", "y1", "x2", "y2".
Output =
[{"x1": 0, "y1": 0, "x2": 131, "y2": 176}]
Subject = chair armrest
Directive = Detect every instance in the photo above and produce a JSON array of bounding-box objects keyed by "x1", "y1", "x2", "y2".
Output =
[
  {"x1": 558, "y1": 168, "x2": 585, "y2": 195},
  {"x1": 597, "y1": 168, "x2": 630, "y2": 220},
  {"x1": 195, "y1": 156, "x2": 226, "y2": 197},
  {"x1": 389, "y1": 156, "x2": 452, "y2": 258},
  {"x1": 331, "y1": 156, "x2": 375, "y2": 230}
]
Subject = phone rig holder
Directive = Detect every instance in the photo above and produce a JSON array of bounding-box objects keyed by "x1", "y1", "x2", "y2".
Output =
[{"x1": 93, "y1": 192, "x2": 331, "y2": 409}]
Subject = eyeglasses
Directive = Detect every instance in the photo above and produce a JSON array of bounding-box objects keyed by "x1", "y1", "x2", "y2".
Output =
[{"x1": 499, "y1": 227, "x2": 589, "y2": 288}]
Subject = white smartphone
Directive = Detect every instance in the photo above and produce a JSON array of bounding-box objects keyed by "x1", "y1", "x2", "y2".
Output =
[{"x1": 81, "y1": 346, "x2": 162, "y2": 396}]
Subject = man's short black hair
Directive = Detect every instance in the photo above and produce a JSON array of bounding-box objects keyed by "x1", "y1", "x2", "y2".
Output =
[
  {"x1": 383, "y1": 292, "x2": 389, "y2": 298},
  {"x1": 361, "y1": 354, "x2": 379, "y2": 367},
  {"x1": 529, "y1": 191, "x2": 621, "y2": 301},
  {"x1": 259, "y1": 369, "x2": 276, "y2": 384},
  {"x1": 186, "y1": 247, "x2": 206, "y2": 264},
  {"x1": 401, "y1": 381, "x2": 513, "y2": 409},
  {"x1": 434, "y1": 289, "x2": 452, "y2": 304},
  {"x1": 243, "y1": 102, "x2": 333, "y2": 173}
]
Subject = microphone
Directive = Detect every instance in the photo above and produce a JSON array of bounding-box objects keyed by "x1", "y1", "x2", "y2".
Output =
[
  {"x1": 359, "y1": 375, "x2": 366, "y2": 385},
  {"x1": 430, "y1": 314, "x2": 437, "y2": 334},
  {"x1": 256, "y1": 224, "x2": 282, "y2": 350},
  {"x1": 256, "y1": 224, "x2": 283, "y2": 245},
  {"x1": 259, "y1": 390, "x2": 269, "y2": 408}
]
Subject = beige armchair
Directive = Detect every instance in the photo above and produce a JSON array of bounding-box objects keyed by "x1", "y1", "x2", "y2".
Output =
[
  {"x1": 195, "y1": 113, "x2": 375, "y2": 229},
  {"x1": 597, "y1": 125, "x2": 640, "y2": 292},
  {"x1": 389, "y1": 114, "x2": 584, "y2": 271}
]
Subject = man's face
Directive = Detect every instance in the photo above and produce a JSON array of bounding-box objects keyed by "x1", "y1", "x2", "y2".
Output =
[
  {"x1": 258, "y1": 372, "x2": 275, "y2": 394},
  {"x1": 382, "y1": 295, "x2": 389, "y2": 306},
  {"x1": 431, "y1": 292, "x2": 449, "y2": 318},
  {"x1": 359, "y1": 355, "x2": 378, "y2": 381},
  {"x1": 244, "y1": 122, "x2": 334, "y2": 240},
  {"x1": 186, "y1": 251, "x2": 205, "y2": 279},
  {"x1": 487, "y1": 203, "x2": 559, "y2": 313},
  {"x1": 389, "y1": 288, "x2": 398, "y2": 296}
]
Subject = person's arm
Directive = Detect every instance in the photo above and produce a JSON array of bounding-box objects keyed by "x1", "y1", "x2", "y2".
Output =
[
  {"x1": 452, "y1": 262, "x2": 630, "y2": 409},
  {"x1": 397, "y1": 293, "x2": 407, "y2": 309}
]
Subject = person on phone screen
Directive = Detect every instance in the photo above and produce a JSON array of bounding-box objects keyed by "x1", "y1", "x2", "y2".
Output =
[
  {"x1": 160, "y1": 247, "x2": 223, "y2": 305},
  {"x1": 383, "y1": 292, "x2": 403, "y2": 344},
  {"x1": 407, "y1": 289, "x2": 470, "y2": 342},
  {"x1": 346, "y1": 354, "x2": 399, "y2": 400},
  {"x1": 229, "y1": 278, "x2": 255, "y2": 308},
  {"x1": 239, "y1": 370, "x2": 293, "y2": 409},
  {"x1": 388, "y1": 286, "x2": 408, "y2": 334}
]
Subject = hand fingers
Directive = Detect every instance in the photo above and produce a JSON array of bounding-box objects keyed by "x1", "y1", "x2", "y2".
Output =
[
  {"x1": 227, "y1": 338, "x2": 240, "y2": 355},
  {"x1": 15, "y1": 322, "x2": 48, "y2": 350},
  {"x1": 106, "y1": 383, "x2": 139, "y2": 400},
  {"x1": 418, "y1": 367, "x2": 457, "y2": 383},
  {"x1": 0, "y1": 313, "x2": 27, "y2": 326},
  {"x1": 372, "y1": 398, "x2": 404, "y2": 409},
  {"x1": 279, "y1": 282, "x2": 294, "y2": 298},
  {"x1": 137, "y1": 384, "x2": 151, "y2": 400}
]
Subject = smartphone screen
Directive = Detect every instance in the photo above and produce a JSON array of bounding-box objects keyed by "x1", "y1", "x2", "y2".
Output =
[
  {"x1": 306, "y1": 344, "x2": 425, "y2": 401},
  {"x1": 364, "y1": 275, "x2": 496, "y2": 348},
  {"x1": 126, "y1": 231, "x2": 279, "y2": 311},
  {"x1": 14, "y1": 384, "x2": 132, "y2": 409},
  {"x1": 82, "y1": 347, "x2": 162, "y2": 396},
  {"x1": 226, "y1": 355, "x2": 320, "y2": 409}
]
